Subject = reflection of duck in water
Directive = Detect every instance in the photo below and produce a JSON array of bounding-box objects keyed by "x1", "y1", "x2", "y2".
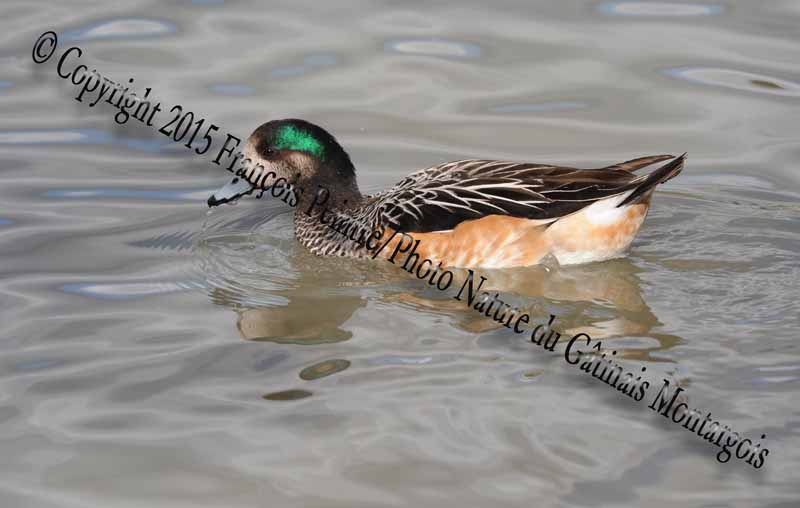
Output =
[
  {"x1": 203, "y1": 256, "x2": 375, "y2": 344},
  {"x1": 208, "y1": 119, "x2": 685, "y2": 267},
  {"x1": 384, "y1": 259, "x2": 682, "y2": 359},
  {"x1": 206, "y1": 251, "x2": 679, "y2": 360},
  {"x1": 236, "y1": 293, "x2": 363, "y2": 344}
]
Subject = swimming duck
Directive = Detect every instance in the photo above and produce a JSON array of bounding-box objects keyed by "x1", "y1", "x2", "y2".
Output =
[{"x1": 208, "y1": 119, "x2": 685, "y2": 268}]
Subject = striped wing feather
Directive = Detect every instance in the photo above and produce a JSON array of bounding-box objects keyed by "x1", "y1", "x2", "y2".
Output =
[{"x1": 360, "y1": 159, "x2": 648, "y2": 233}]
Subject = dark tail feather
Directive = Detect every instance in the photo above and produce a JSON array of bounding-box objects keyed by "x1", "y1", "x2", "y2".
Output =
[
  {"x1": 603, "y1": 154, "x2": 674, "y2": 173},
  {"x1": 617, "y1": 153, "x2": 686, "y2": 207}
]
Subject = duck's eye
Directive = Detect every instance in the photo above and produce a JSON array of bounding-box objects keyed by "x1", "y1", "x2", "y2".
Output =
[{"x1": 263, "y1": 148, "x2": 275, "y2": 157}]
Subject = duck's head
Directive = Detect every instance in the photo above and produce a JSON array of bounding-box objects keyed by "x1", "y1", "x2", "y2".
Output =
[{"x1": 208, "y1": 119, "x2": 359, "y2": 207}]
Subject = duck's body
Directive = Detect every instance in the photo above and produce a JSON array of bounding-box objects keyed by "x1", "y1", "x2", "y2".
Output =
[{"x1": 208, "y1": 119, "x2": 685, "y2": 268}]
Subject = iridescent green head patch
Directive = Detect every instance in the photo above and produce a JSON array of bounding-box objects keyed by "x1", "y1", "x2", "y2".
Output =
[{"x1": 274, "y1": 125, "x2": 325, "y2": 160}]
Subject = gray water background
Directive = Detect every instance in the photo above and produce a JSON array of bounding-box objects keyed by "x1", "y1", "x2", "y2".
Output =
[{"x1": 1, "y1": 1, "x2": 799, "y2": 506}]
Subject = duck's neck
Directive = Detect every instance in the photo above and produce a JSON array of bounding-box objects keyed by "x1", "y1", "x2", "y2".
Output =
[
  {"x1": 295, "y1": 174, "x2": 363, "y2": 214},
  {"x1": 293, "y1": 176, "x2": 369, "y2": 257}
]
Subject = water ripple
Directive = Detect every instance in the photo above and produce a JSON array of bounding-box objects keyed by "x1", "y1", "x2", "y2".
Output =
[
  {"x1": 366, "y1": 354, "x2": 456, "y2": 366},
  {"x1": 63, "y1": 18, "x2": 177, "y2": 41},
  {"x1": 209, "y1": 84, "x2": 256, "y2": 96},
  {"x1": 129, "y1": 231, "x2": 197, "y2": 251},
  {"x1": 61, "y1": 281, "x2": 205, "y2": 300},
  {"x1": 270, "y1": 54, "x2": 337, "y2": 78},
  {"x1": 44, "y1": 188, "x2": 210, "y2": 202},
  {"x1": 666, "y1": 67, "x2": 800, "y2": 97},
  {"x1": 489, "y1": 101, "x2": 587, "y2": 114},
  {"x1": 597, "y1": 2, "x2": 723, "y2": 17},
  {"x1": 0, "y1": 129, "x2": 171, "y2": 152},
  {"x1": 0, "y1": 130, "x2": 88, "y2": 144},
  {"x1": 384, "y1": 38, "x2": 481, "y2": 59}
]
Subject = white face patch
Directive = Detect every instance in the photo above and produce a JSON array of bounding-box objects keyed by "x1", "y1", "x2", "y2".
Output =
[{"x1": 208, "y1": 176, "x2": 256, "y2": 206}]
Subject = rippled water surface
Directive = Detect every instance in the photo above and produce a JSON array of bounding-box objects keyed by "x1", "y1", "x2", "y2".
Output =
[{"x1": 2, "y1": 1, "x2": 799, "y2": 506}]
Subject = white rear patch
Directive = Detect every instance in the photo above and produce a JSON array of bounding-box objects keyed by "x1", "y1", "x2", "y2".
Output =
[
  {"x1": 546, "y1": 190, "x2": 648, "y2": 266},
  {"x1": 583, "y1": 191, "x2": 633, "y2": 226}
]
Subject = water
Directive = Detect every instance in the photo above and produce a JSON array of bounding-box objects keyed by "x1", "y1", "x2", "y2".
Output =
[{"x1": 1, "y1": 1, "x2": 799, "y2": 506}]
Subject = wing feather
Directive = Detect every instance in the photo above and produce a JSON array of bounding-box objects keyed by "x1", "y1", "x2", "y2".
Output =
[{"x1": 354, "y1": 158, "x2": 650, "y2": 233}]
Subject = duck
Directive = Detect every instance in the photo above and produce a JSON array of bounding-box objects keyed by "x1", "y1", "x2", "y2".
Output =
[{"x1": 208, "y1": 119, "x2": 685, "y2": 268}]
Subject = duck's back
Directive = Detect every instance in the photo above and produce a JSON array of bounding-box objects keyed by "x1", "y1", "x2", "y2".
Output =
[{"x1": 362, "y1": 154, "x2": 684, "y2": 268}]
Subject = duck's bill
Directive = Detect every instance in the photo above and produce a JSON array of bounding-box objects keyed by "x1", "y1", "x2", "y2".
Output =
[{"x1": 207, "y1": 177, "x2": 256, "y2": 207}]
